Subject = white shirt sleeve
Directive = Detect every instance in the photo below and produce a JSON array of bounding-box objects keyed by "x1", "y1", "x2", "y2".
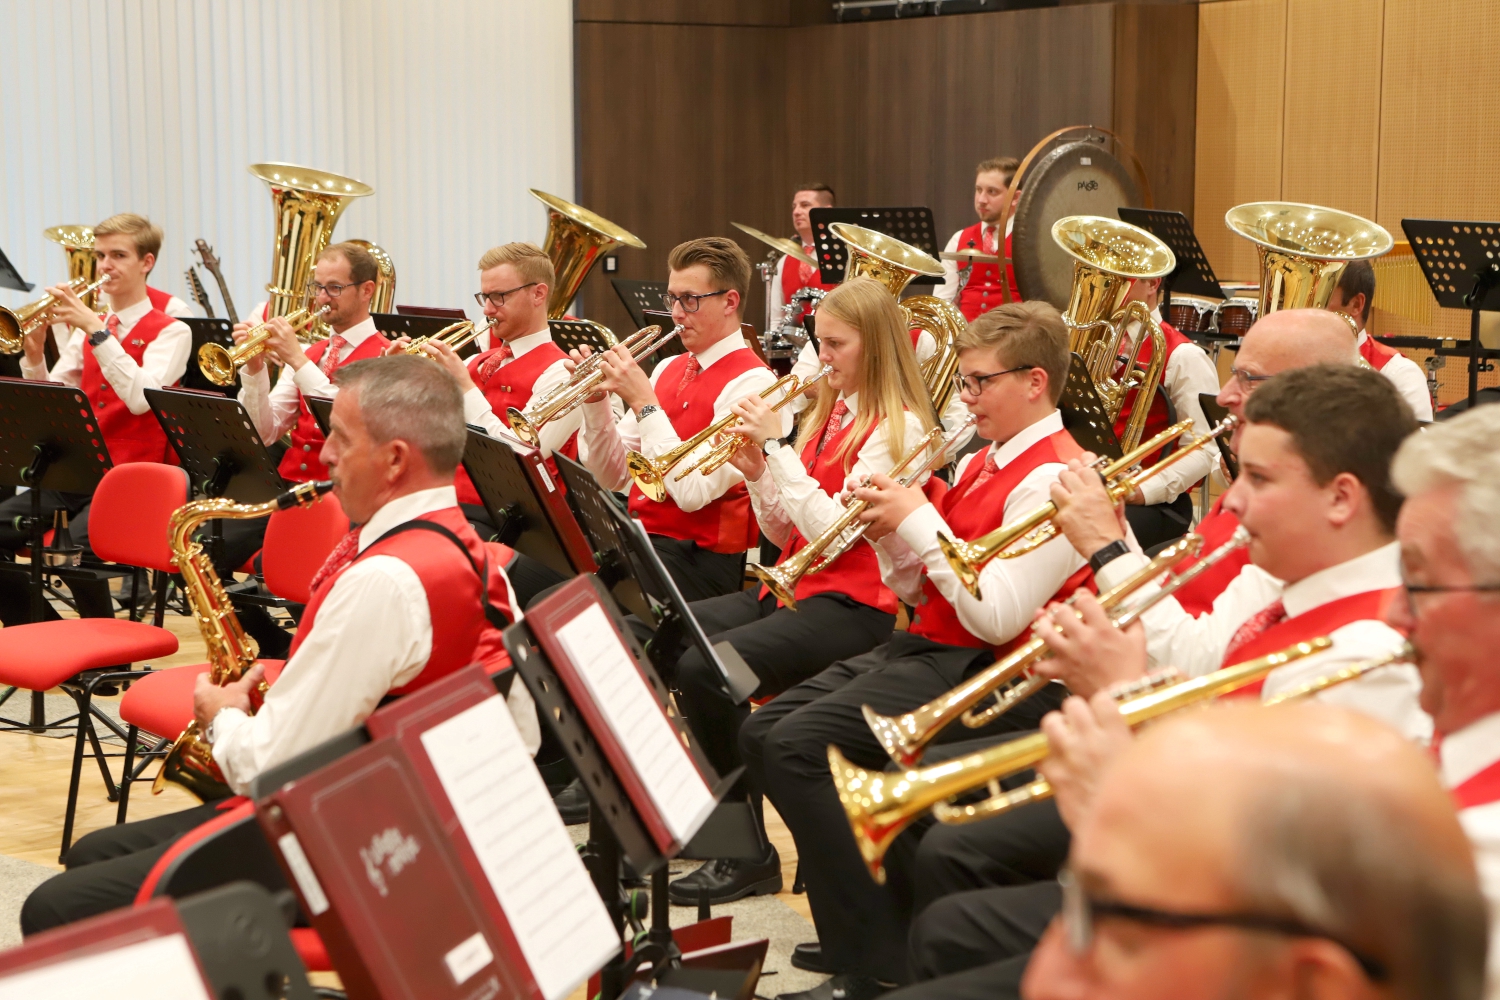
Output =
[
  {"x1": 936, "y1": 230, "x2": 962, "y2": 305},
  {"x1": 1138, "y1": 340, "x2": 1221, "y2": 506},
  {"x1": 1381, "y1": 352, "x2": 1435, "y2": 421},
  {"x1": 462, "y1": 358, "x2": 581, "y2": 459},
  {"x1": 789, "y1": 340, "x2": 822, "y2": 416},
  {"x1": 239, "y1": 363, "x2": 303, "y2": 445},
  {"x1": 86, "y1": 320, "x2": 192, "y2": 415},
  {"x1": 290, "y1": 361, "x2": 337, "y2": 399},
  {"x1": 210, "y1": 554, "x2": 432, "y2": 793},
  {"x1": 580, "y1": 393, "x2": 639, "y2": 492},
  {"x1": 872, "y1": 449, "x2": 979, "y2": 603}
]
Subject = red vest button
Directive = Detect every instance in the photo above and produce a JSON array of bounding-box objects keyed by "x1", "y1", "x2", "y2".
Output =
[
  {"x1": 303, "y1": 444, "x2": 311, "y2": 451},
  {"x1": 299, "y1": 463, "x2": 308, "y2": 471}
]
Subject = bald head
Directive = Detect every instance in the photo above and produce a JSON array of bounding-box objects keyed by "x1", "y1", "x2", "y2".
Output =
[{"x1": 1243, "y1": 308, "x2": 1359, "y2": 371}]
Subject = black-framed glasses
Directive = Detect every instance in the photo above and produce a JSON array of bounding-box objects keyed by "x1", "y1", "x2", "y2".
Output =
[
  {"x1": 1228, "y1": 366, "x2": 1275, "y2": 390},
  {"x1": 309, "y1": 280, "x2": 365, "y2": 298},
  {"x1": 951, "y1": 365, "x2": 1029, "y2": 397},
  {"x1": 474, "y1": 283, "x2": 538, "y2": 309},
  {"x1": 1058, "y1": 869, "x2": 1388, "y2": 981},
  {"x1": 662, "y1": 289, "x2": 729, "y2": 314}
]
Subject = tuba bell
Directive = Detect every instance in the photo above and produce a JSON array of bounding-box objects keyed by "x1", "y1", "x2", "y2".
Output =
[
  {"x1": 531, "y1": 190, "x2": 646, "y2": 319},
  {"x1": 1224, "y1": 202, "x2": 1393, "y2": 317},
  {"x1": 44, "y1": 226, "x2": 103, "y2": 312},
  {"x1": 343, "y1": 238, "x2": 397, "y2": 313},
  {"x1": 250, "y1": 163, "x2": 374, "y2": 320}
]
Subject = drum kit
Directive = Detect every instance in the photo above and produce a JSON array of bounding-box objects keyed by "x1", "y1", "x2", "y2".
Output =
[
  {"x1": 1166, "y1": 285, "x2": 1259, "y2": 343},
  {"x1": 733, "y1": 220, "x2": 820, "y2": 374}
]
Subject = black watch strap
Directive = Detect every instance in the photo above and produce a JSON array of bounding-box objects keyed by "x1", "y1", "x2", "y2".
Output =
[
  {"x1": 88, "y1": 328, "x2": 111, "y2": 347},
  {"x1": 1088, "y1": 539, "x2": 1131, "y2": 576}
]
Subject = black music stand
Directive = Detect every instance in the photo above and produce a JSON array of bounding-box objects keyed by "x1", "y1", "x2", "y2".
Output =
[
  {"x1": 1401, "y1": 219, "x2": 1500, "y2": 410},
  {"x1": 373, "y1": 312, "x2": 481, "y2": 359},
  {"x1": 0, "y1": 246, "x2": 33, "y2": 292},
  {"x1": 1057, "y1": 356, "x2": 1123, "y2": 459},
  {"x1": 612, "y1": 279, "x2": 669, "y2": 331},
  {"x1": 1199, "y1": 394, "x2": 1238, "y2": 480},
  {"x1": 147, "y1": 388, "x2": 285, "y2": 503},
  {"x1": 551, "y1": 319, "x2": 618, "y2": 356},
  {"x1": 551, "y1": 454, "x2": 652, "y2": 619},
  {"x1": 304, "y1": 394, "x2": 334, "y2": 437},
  {"x1": 461, "y1": 428, "x2": 594, "y2": 577},
  {"x1": 179, "y1": 318, "x2": 235, "y2": 396},
  {"x1": 808, "y1": 206, "x2": 940, "y2": 286},
  {"x1": 1117, "y1": 208, "x2": 1227, "y2": 304}
]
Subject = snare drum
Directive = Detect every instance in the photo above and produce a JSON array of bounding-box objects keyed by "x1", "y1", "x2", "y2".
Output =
[
  {"x1": 1215, "y1": 298, "x2": 1259, "y2": 339},
  {"x1": 1167, "y1": 295, "x2": 1219, "y2": 335}
]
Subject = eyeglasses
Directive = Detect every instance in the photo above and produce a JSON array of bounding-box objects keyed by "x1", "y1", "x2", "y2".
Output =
[
  {"x1": 474, "y1": 283, "x2": 538, "y2": 309},
  {"x1": 1058, "y1": 868, "x2": 1387, "y2": 982},
  {"x1": 309, "y1": 281, "x2": 364, "y2": 298},
  {"x1": 662, "y1": 290, "x2": 729, "y2": 314},
  {"x1": 1399, "y1": 578, "x2": 1500, "y2": 616},
  {"x1": 951, "y1": 366, "x2": 1029, "y2": 397},
  {"x1": 1228, "y1": 366, "x2": 1275, "y2": 390}
]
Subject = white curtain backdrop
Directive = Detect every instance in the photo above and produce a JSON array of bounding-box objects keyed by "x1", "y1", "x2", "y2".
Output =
[{"x1": 0, "y1": 0, "x2": 574, "y2": 321}]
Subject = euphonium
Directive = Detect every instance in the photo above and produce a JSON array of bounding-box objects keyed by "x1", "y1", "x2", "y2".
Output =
[
  {"x1": 753, "y1": 415, "x2": 976, "y2": 610},
  {"x1": 1224, "y1": 202, "x2": 1394, "y2": 318},
  {"x1": 673, "y1": 365, "x2": 833, "y2": 481},
  {"x1": 868, "y1": 527, "x2": 1251, "y2": 767},
  {"x1": 250, "y1": 163, "x2": 373, "y2": 319},
  {"x1": 0, "y1": 276, "x2": 109, "y2": 353},
  {"x1": 153, "y1": 480, "x2": 335, "y2": 800},
  {"x1": 532, "y1": 190, "x2": 646, "y2": 319},
  {"x1": 343, "y1": 238, "x2": 397, "y2": 313},
  {"x1": 198, "y1": 306, "x2": 329, "y2": 386},
  {"x1": 43, "y1": 226, "x2": 103, "y2": 311},
  {"x1": 938, "y1": 416, "x2": 1236, "y2": 598},
  {"x1": 833, "y1": 636, "x2": 1334, "y2": 882},
  {"x1": 404, "y1": 318, "x2": 492, "y2": 358}
]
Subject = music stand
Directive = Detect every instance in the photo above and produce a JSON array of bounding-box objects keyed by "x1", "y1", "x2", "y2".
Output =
[
  {"x1": 0, "y1": 245, "x2": 33, "y2": 292},
  {"x1": 147, "y1": 388, "x2": 286, "y2": 503},
  {"x1": 1199, "y1": 393, "x2": 1238, "y2": 480},
  {"x1": 461, "y1": 428, "x2": 596, "y2": 576},
  {"x1": 808, "y1": 207, "x2": 940, "y2": 286},
  {"x1": 305, "y1": 394, "x2": 334, "y2": 437},
  {"x1": 1400, "y1": 219, "x2": 1500, "y2": 409},
  {"x1": 550, "y1": 319, "x2": 618, "y2": 356},
  {"x1": 1056, "y1": 356, "x2": 1123, "y2": 459},
  {"x1": 612, "y1": 279, "x2": 668, "y2": 331},
  {"x1": 551, "y1": 453, "x2": 652, "y2": 620},
  {"x1": 179, "y1": 318, "x2": 236, "y2": 396},
  {"x1": 1117, "y1": 208, "x2": 1227, "y2": 305}
]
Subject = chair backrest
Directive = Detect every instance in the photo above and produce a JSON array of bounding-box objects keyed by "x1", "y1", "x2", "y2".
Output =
[
  {"x1": 89, "y1": 463, "x2": 192, "y2": 572},
  {"x1": 262, "y1": 492, "x2": 350, "y2": 604}
]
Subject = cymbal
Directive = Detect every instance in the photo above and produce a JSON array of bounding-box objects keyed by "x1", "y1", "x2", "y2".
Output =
[
  {"x1": 939, "y1": 249, "x2": 1002, "y2": 264},
  {"x1": 733, "y1": 222, "x2": 817, "y2": 267}
]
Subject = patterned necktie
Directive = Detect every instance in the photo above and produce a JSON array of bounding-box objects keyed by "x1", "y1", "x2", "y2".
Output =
[
  {"x1": 1221, "y1": 600, "x2": 1288, "y2": 665},
  {"x1": 678, "y1": 354, "x2": 701, "y2": 391},
  {"x1": 964, "y1": 449, "x2": 1001, "y2": 497},
  {"x1": 104, "y1": 313, "x2": 120, "y2": 339},
  {"x1": 477, "y1": 342, "x2": 514, "y2": 385},
  {"x1": 797, "y1": 245, "x2": 819, "y2": 286},
  {"x1": 982, "y1": 224, "x2": 998, "y2": 255},
  {"x1": 818, "y1": 399, "x2": 849, "y2": 454},
  {"x1": 307, "y1": 528, "x2": 362, "y2": 596},
  {"x1": 319, "y1": 334, "x2": 349, "y2": 377}
]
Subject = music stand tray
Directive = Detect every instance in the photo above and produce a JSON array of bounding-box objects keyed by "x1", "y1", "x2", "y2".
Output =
[
  {"x1": 611, "y1": 278, "x2": 668, "y2": 331},
  {"x1": 1117, "y1": 208, "x2": 1228, "y2": 303},
  {"x1": 179, "y1": 318, "x2": 236, "y2": 396},
  {"x1": 461, "y1": 428, "x2": 595, "y2": 577},
  {"x1": 808, "y1": 206, "x2": 940, "y2": 286},
  {"x1": 147, "y1": 387, "x2": 286, "y2": 503},
  {"x1": 0, "y1": 245, "x2": 33, "y2": 293},
  {"x1": 1400, "y1": 219, "x2": 1500, "y2": 409}
]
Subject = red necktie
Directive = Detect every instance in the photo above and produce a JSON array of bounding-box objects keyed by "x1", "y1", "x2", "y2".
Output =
[
  {"x1": 1222, "y1": 600, "x2": 1288, "y2": 665},
  {"x1": 678, "y1": 354, "x2": 701, "y2": 391},
  {"x1": 320, "y1": 334, "x2": 349, "y2": 377},
  {"x1": 982, "y1": 224, "x2": 998, "y2": 255},
  {"x1": 477, "y1": 342, "x2": 514, "y2": 385},
  {"x1": 307, "y1": 528, "x2": 361, "y2": 596},
  {"x1": 797, "y1": 245, "x2": 819, "y2": 286},
  {"x1": 963, "y1": 450, "x2": 1001, "y2": 497},
  {"x1": 104, "y1": 313, "x2": 120, "y2": 339},
  {"x1": 818, "y1": 399, "x2": 849, "y2": 453}
]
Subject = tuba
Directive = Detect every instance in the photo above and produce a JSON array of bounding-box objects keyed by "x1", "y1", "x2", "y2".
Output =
[
  {"x1": 44, "y1": 226, "x2": 103, "y2": 312},
  {"x1": 1224, "y1": 202, "x2": 1393, "y2": 317},
  {"x1": 531, "y1": 190, "x2": 646, "y2": 319},
  {"x1": 153, "y1": 481, "x2": 335, "y2": 800},
  {"x1": 250, "y1": 163, "x2": 374, "y2": 319},
  {"x1": 1053, "y1": 216, "x2": 1176, "y2": 453},
  {"x1": 343, "y1": 238, "x2": 397, "y2": 313}
]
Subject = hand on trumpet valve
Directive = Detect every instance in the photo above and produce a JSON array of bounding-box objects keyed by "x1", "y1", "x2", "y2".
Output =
[
  {"x1": 260, "y1": 317, "x2": 311, "y2": 371},
  {"x1": 853, "y1": 471, "x2": 929, "y2": 542},
  {"x1": 1049, "y1": 453, "x2": 1129, "y2": 559},
  {"x1": 231, "y1": 321, "x2": 267, "y2": 375},
  {"x1": 565, "y1": 346, "x2": 608, "y2": 404},
  {"x1": 593, "y1": 345, "x2": 656, "y2": 413},
  {"x1": 43, "y1": 281, "x2": 101, "y2": 335},
  {"x1": 1037, "y1": 690, "x2": 1133, "y2": 832},
  {"x1": 383, "y1": 334, "x2": 413, "y2": 357},
  {"x1": 1030, "y1": 591, "x2": 1148, "y2": 697},
  {"x1": 727, "y1": 393, "x2": 784, "y2": 451},
  {"x1": 193, "y1": 661, "x2": 265, "y2": 731}
]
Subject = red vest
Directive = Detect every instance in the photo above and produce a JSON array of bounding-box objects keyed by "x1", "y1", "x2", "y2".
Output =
[
  {"x1": 780, "y1": 248, "x2": 837, "y2": 322},
  {"x1": 1224, "y1": 588, "x2": 1399, "y2": 698},
  {"x1": 288, "y1": 507, "x2": 514, "y2": 696},
  {"x1": 146, "y1": 286, "x2": 174, "y2": 313},
  {"x1": 1113, "y1": 319, "x2": 1193, "y2": 468},
  {"x1": 761, "y1": 414, "x2": 896, "y2": 613},
  {"x1": 1174, "y1": 497, "x2": 1250, "y2": 618},
  {"x1": 1454, "y1": 757, "x2": 1500, "y2": 809},
  {"x1": 84, "y1": 309, "x2": 179, "y2": 465},
  {"x1": 454, "y1": 341, "x2": 578, "y2": 506},
  {"x1": 955, "y1": 224, "x2": 1020, "y2": 321},
  {"x1": 1359, "y1": 334, "x2": 1401, "y2": 371},
  {"x1": 627, "y1": 347, "x2": 769, "y2": 554},
  {"x1": 278, "y1": 333, "x2": 390, "y2": 483},
  {"x1": 909, "y1": 427, "x2": 1092, "y2": 654}
]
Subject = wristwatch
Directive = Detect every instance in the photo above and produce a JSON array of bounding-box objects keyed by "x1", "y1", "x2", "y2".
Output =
[
  {"x1": 1088, "y1": 539, "x2": 1131, "y2": 575},
  {"x1": 636, "y1": 404, "x2": 660, "y2": 421},
  {"x1": 88, "y1": 327, "x2": 112, "y2": 347},
  {"x1": 763, "y1": 439, "x2": 781, "y2": 456}
]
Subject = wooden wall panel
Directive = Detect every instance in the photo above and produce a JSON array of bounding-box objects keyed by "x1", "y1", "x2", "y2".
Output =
[{"x1": 1114, "y1": 3, "x2": 1199, "y2": 218}]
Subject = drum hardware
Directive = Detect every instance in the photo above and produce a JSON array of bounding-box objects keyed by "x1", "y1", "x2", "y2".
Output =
[{"x1": 532, "y1": 190, "x2": 645, "y2": 320}]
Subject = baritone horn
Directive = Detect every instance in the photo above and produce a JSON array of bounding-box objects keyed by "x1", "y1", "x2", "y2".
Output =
[
  {"x1": 532, "y1": 190, "x2": 646, "y2": 319},
  {"x1": 44, "y1": 226, "x2": 104, "y2": 312},
  {"x1": 198, "y1": 306, "x2": 330, "y2": 386},
  {"x1": 1224, "y1": 202, "x2": 1393, "y2": 317},
  {"x1": 250, "y1": 163, "x2": 373, "y2": 320},
  {"x1": 0, "y1": 276, "x2": 109, "y2": 353},
  {"x1": 834, "y1": 636, "x2": 1334, "y2": 882},
  {"x1": 343, "y1": 238, "x2": 397, "y2": 313}
]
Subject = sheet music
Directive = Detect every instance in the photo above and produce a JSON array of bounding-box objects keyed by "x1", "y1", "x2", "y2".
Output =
[
  {"x1": 420, "y1": 695, "x2": 618, "y2": 1000},
  {"x1": 0, "y1": 933, "x2": 211, "y2": 1000},
  {"x1": 556, "y1": 603, "x2": 717, "y2": 844}
]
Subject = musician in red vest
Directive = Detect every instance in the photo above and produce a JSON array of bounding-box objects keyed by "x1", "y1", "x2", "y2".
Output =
[
  {"x1": 581, "y1": 237, "x2": 785, "y2": 602},
  {"x1": 45, "y1": 219, "x2": 190, "y2": 357},
  {"x1": 1326, "y1": 258, "x2": 1434, "y2": 421},
  {"x1": 775, "y1": 183, "x2": 839, "y2": 334},
  {"x1": 19, "y1": 356, "x2": 536, "y2": 935},
  {"x1": 936, "y1": 157, "x2": 1022, "y2": 320}
]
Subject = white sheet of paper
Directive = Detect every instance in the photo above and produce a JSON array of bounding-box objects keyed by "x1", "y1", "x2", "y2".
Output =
[
  {"x1": 0, "y1": 933, "x2": 211, "y2": 1000},
  {"x1": 421, "y1": 695, "x2": 619, "y2": 1000},
  {"x1": 555, "y1": 603, "x2": 716, "y2": 844}
]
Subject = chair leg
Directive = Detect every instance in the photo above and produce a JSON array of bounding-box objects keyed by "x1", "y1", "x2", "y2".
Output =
[
  {"x1": 152, "y1": 571, "x2": 168, "y2": 629},
  {"x1": 117, "y1": 724, "x2": 138, "y2": 824},
  {"x1": 129, "y1": 567, "x2": 143, "y2": 623},
  {"x1": 60, "y1": 691, "x2": 91, "y2": 862},
  {"x1": 83, "y1": 711, "x2": 119, "y2": 803}
]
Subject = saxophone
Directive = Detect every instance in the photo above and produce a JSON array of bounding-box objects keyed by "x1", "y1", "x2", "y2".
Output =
[{"x1": 152, "y1": 480, "x2": 334, "y2": 800}]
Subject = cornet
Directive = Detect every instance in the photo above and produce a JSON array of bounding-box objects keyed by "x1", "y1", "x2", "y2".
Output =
[
  {"x1": 403, "y1": 318, "x2": 493, "y2": 358},
  {"x1": 672, "y1": 365, "x2": 833, "y2": 481},
  {"x1": 197, "y1": 306, "x2": 330, "y2": 386},
  {"x1": 938, "y1": 416, "x2": 1235, "y2": 598},
  {"x1": 0, "y1": 277, "x2": 109, "y2": 353}
]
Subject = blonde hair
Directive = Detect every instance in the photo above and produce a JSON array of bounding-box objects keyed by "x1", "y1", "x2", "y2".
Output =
[
  {"x1": 477, "y1": 242, "x2": 555, "y2": 288},
  {"x1": 94, "y1": 213, "x2": 163, "y2": 260},
  {"x1": 794, "y1": 277, "x2": 936, "y2": 471},
  {"x1": 956, "y1": 300, "x2": 1070, "y2": 405}
]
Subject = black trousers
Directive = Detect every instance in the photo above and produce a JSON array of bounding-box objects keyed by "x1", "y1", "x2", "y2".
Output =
[
  {"x1": 0, "y1": 490, "x2": 111, "y2": 625},
  {"x1": 21, "y1": 801, "x2": 228, "y2": 935},
  {"x1": 745, "y1": 634, "x2": 1067, "y2": 982},
  {"x1": 1124, "y1": 492, "x2": 1193, "y2": 552},
  {"x1": 650, "y1": 534, "x2": 745, "y2": 604},
  {"x1": 910, "y1": 800, "x2": 1069, "y2": 915}
]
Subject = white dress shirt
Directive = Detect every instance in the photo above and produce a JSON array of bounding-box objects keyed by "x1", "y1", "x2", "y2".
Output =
[
  {"x1": 159, "y1": 292, "x2": 193, "y2": 319},
  {"x1": 1441, "y1": 711, "x2": 1500, "y2": 999},
  {"x1": 936, "y1": 217, "x2": 1013, "y2": 306},
  {"x1": 873, "y1": 410, "x2": 1088, "y2": 648},
  {"x1": 747, "y1": 391, "x2": 930, "y2": 550},
  {"x1": 1358, "y1": 330, "x2": 1434, "y2": 421},
  {"x1": 238, "y1": 304, "x2": 381, "y2": 446},
  {"x1": 1124, "y1": 306, "x2": 1222, "y2": 505},
  {"x1": 1097, "y1": 541, "x2": 1430, "y2": 741},
  {"x1": 580, "y1": 332, "x2": 786, "y2": 512},
  {"x1": 461, "y1": 328, "x2": 582, "y2": 459},
  {"x1": 210, "y1": 486, "x2": 538, "y2": 793},
  {"x1": 23, "y1": 295, "x2": 191, "y2": 414}
]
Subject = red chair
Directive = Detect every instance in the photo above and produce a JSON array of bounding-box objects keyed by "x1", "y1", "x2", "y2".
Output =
[{"x1": 0, "y1": 464, "x2": 187, "y2": 860}]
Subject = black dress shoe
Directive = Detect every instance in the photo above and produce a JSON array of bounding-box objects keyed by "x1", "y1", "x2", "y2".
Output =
[
  {"x1": 667, "y1": 846, "x2": 782, "y2": 906},
  {"x1": 775, "y1": 973, "x2": 889, "y2": 1000},
  {"x1": 552, "y1": 777, "x2": 590, "y2": 825},
  {"x1": 791, "y1": 941, "x2": 833, "y2": 974}
]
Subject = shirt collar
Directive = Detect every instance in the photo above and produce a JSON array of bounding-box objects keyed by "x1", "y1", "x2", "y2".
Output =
[
  {"x1": 1357, "y1": 330, "x2": 1370, "y2": 346},
  {"x1": 1280, "y1": 541, "x2": 1401, "y2": 619},
  {"x1": 356, "y1": 485, "x2": 459, "y2": 554},
  {"x1": 1441, "y1": 712, "x2": 1500, "y2": 788},
  {"x1": 987, "y1": 409, "x2": 1064, "y2": 470},
  {"x1": 693, "y1": 331, "x2": 747, "y2": 369},
  {"x1": 331, "y1": 316, "x2": 379, "y2": 348},
  {"x1": 505, "y1": 328, "x2": 554, "y2": 357},
  {"x1": 108, "y1": 295, "x2": 154, "y2": 330},
  {"x1": 840, "y1": 390, "x2": 859, "y2": 419}
]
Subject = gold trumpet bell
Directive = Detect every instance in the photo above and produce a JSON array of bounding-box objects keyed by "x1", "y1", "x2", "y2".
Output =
[
  {"x1": 831, "y1": 223, "x2": 945, "y2": 296},
  {"x1": 1224, "y1": 202, "x2": 1394, "y2": 317},
  {"x1": 250, "y1": 163, "x2": 374, "y2": 319},
  {"x1": 532, "y1": 190, "x2": 645, "y2": 319},
  {"x1": 828, "y1": 745, "x2": 914, "y2": 885}
]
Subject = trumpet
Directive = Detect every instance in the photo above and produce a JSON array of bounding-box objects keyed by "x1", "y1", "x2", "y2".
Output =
[
  {"x1": 867, "y1": 527, "x2": 1251, "y2": 767},
  {"x1": 403, "y1": 318, "x2": 493, "y2": 358},
  {"x1": 753, "y1": 415, "x2": 976, "y2": 609},
  {"x1": 833, "y1": 636, "x2": 1334, "y2": 882},
  {"x1": 938, "y1": 416, "x2": 1235, "y2": 598},
  {"x1": 507, "y1": 324, "x2": 679, "y2": 447},
  {"x1": 673, "y1": 365, "x2": 833, "y2": 481},
  {"x1": 197, "y1": 306, "x2": 330, "y2": 386},
  {"x1": 627, "y1": 371, "x2": 807, "y2": 502},
  {"x1": 0, "y1": 276, "x2": 109, "y2": 353}
]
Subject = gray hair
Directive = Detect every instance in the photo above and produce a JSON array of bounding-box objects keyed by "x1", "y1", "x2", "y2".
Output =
[
  {"x1": 1391, "y1": 404, "x2": 1500, "y2": 584},
  {"x1": 334, "y1": 355, "x2": 466, "y2": 475}
]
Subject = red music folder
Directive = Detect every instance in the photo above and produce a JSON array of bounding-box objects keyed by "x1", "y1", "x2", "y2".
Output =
[{"x1": 525, "y1": 577, "x2": 717, "y2": 855}]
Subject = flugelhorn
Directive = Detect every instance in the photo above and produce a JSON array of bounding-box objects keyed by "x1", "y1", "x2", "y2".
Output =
[
  {"x1": 833, "y1": 636, "x2": 1333, "y2": 882},
  {"x1": 197, "y1": 306, "x2": 330, "y2": 386},
  {"x1": 672, "y1": 365, "x2": 833, "y2": 481},
  {"x1": 403, "y1": 318, "x2": 492, "y2": 358},
  {"x1": 868, "y1": 527, "x2": 1251, "y2": 767},
  {"x1": 250, "y1": 163, "x2": 373, "y2": 320},
  {"x1": 1224, "y1": 202, "x2": 1393, "y2": 318},
  {"x1": 507, "y1": 324, "x2": 679, "y2": 448},
  {"x1": 753, "y1": 415, "x2": 976, "y2": 610},
  {"x1": 532, "y1": 189, "x2": 646, "y2": 319},
  {"x1": 938, "y1": 416, "x2": 1235, "y2": 598},
  {"x1": 0, "y1": 276, "x2": 109, "y2": 353},
  {"x1": 627, "y1": 371, "x2": 809, "y2": 502}
]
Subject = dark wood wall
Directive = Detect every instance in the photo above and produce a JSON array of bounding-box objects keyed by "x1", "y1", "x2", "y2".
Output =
[{"x1": 573, "y1": 1, "x2": 1197, "y2": 336}]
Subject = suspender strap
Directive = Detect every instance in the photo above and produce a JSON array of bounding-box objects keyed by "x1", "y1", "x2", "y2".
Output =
[{"x1": 369, "y1": 519, "x2": 509, "y2": 630}]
